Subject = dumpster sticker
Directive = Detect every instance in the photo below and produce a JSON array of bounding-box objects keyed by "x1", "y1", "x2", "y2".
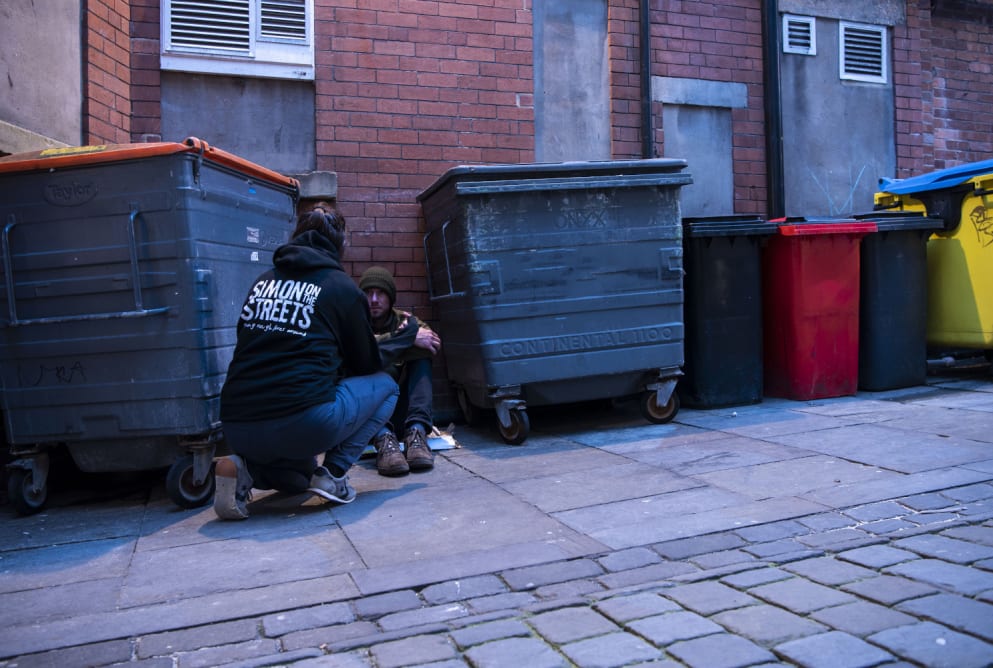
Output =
[
  {"x1": 969, "y1": 205, "x2": 993, "y2": 247},
  {"x1": 247, "y1": 227, "x2": 261, "y2": 244},
  {"x1": 40, "y1": 145, "x2": 108, "y2": 157}
]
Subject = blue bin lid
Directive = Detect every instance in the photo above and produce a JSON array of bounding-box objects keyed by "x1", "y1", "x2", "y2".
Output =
[{"x1": 878, "y1": 158, "x2": 993, "y2": 195}]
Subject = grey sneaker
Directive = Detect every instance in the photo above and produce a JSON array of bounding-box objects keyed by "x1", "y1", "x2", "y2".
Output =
[
  {"x1": 404, "y1": 427, "x2": 434, "y2": 471},
  {"x1": 374, "y1": 431, "x2": 409, "y2": 476},
  {"x1": 213, "y1": 455, "x2": 253, "y2": 520},
  {"x1": 308, "y1": 466, "x2": 356, "y2": 504}
]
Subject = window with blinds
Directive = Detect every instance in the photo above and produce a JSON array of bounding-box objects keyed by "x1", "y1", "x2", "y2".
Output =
[{"x1": 161, "y1": 0, "x2": 313, "y2": 80}]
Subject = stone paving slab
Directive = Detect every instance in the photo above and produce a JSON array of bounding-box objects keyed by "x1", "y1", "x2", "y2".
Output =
[
  {"x1": 766, "y1": 422, "x2": 993, "y2": 473},
  {"x1": 1, "y1": 370, "x2": 992, "y2": 666}
]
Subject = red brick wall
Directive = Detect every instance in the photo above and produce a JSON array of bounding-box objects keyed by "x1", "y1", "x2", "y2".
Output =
[
  {"x1": 608, "y1": 0, "x2": 646, "y2": 159},
  {"x1": 927, "y1": 5, "x2": 993, "y2": 170},
  {"x1": 892, "y1": 2, "x2": 935, "y2": 179},
  {"x1": 316, "y1": 0, "x2": 535, "y2": 312},
  {"x1": 129, "y1": 0, "x2": 164, "y2": 142},
  {"x1": 85, "y1": 0, "x2": 133, "y2": 144},
  {"x1": 651, "y1": 0, "x2": 768, "y2": 214}
]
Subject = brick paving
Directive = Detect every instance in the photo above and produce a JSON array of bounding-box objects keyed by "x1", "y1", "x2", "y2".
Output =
[{"x1": 1, "y1": 370, "x2": 991, "y2": 666}]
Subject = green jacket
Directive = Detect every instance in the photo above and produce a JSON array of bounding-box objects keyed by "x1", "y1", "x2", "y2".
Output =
[{"x1": 372, "y1": 308, "x2": 434, "y2": 379}]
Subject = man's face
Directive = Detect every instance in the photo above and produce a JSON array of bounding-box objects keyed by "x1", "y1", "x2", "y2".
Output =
[{"x1": 365, "y1": 287, "x2": 390, "y2": 319}]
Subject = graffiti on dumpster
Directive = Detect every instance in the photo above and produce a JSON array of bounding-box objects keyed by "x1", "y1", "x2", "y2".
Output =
[
  {"x1": 969, "y1": 205, "x2": 993, "y2": 247},
  {"x1": 18, "y1": 362, "x2": 87, "y2": 387}
]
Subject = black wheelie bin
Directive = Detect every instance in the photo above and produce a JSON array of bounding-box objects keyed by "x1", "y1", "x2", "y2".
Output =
[
  {"x1": 853, "y1": 211, "x2": 946, "y2": 390},
  {"x1": 417, "y1": 159, "x2": 692, "y2": 444},
  {"x1": 0, "y1": 138, "x2": 298, "y2": 514},
  {"x1": 680, "y1": 216, "x2": 776, "y2": 408}
]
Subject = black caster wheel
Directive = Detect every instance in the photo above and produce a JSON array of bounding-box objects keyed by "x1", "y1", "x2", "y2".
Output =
[
  {"x1": 166, "y1": 454, "x2": 216, "y2": 509},
  {"x1": 7, "y1": 468, "x2": 47, "y2": 515},
  {"x1": 497, "y1": 409, "x2": 530, "y2": 445},
  {"x1": 640, "y1": 390, "x2": 680, "y2": 424},
  {"x1": 457, "y1": 388, "x2": 483, "y2": 427}
]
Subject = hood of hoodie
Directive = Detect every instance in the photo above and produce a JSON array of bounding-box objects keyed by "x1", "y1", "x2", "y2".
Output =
[{"x1": 273, "y1": 229, "x2": 344, "y2": 273}]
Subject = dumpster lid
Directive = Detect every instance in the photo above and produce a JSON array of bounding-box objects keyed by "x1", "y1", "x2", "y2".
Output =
[
  {"x1": 417, "y1": 158, "x2": 689, "y2": 202},
  {"x1": 878, "y1": 158, "x2": 993, "y2": 195},
  {"x1": 0, "y1": 137, "x2": 300, "y2": 191},
  {"x1": 771, "y1": 218, "x2": 878, "y2": 236},
  {"x1": 851, "y1": 211, "x2": 946, "y2": 232},
  {"x1": 682, "y1": 215, "x2": 776, "y2": 237}
]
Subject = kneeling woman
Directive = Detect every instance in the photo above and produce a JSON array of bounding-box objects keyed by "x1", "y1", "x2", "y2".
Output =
[{"x1": 215, "y1": 205, "x2": 399, "y2": 519}]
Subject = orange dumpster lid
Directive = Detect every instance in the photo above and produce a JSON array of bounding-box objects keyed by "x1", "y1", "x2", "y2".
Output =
[{"x1": 0, "y1": 137, "x2": 299, "y2": 191}]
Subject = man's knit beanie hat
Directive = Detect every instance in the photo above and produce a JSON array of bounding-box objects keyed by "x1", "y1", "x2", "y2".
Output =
[{"x1": 360, "y1": 266, "x2": 396, "y2": 305}]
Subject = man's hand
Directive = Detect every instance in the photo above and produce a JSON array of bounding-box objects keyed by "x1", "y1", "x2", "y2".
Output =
[{"x1": 414, "y1": 327, "x2": 442, "y2": 355}]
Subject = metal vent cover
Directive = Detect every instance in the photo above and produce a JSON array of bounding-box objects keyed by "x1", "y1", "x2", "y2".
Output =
[
  {"x1": 783, "y1": 15, "x2": 816, "y2": 55},
  {"x1": 169, "y1": 0, "x2": 251, "y2": 52},
  {"x1": 260, "y1": 0, "x2": 307, "y2": 40},
  {"x1": 840, "y1": 22, "x2": 887, "y2": 83}
]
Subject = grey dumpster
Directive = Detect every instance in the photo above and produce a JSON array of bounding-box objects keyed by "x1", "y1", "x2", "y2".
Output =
[
  {"x1": 0, "y1": 138, "x2": 298, "y2": 514},
  {"x1": 417, "y1": 159, "x2": 692, "y2": 444}
]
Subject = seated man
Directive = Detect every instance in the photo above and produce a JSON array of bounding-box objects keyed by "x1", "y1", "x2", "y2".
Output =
[{"x1": 359, "y1": 266, "x2": 442, "y2": 476}]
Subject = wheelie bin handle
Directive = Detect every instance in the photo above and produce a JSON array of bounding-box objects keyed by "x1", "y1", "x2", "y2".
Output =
[
  {"x1": 1, "y1": 206, "x2": 170, "y2": 327},
  {"x1": 424, "y1": 220, "x2": 466, "y2": 301}
]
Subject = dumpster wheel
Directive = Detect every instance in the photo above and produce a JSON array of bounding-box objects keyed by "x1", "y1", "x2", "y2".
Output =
[
  {"x1": 457, "y1": 388, "x2": 483, "y2": 427},
  {"x1": 166, "y1": 454, "x2": 216, "y2": 509},
  {"x1": 498, "y1": 409, "x2": 530, "y2": 446},
  {"x1": 7, "y1": 468, "x2": 48, "y2": 515},
  {"x1": 640, "y1": 390, "x2": 680, "y2": 424}
]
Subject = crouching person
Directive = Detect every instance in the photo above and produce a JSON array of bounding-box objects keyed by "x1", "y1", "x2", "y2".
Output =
[
  {"x1": 359, "y1": 266, "x2": 441, "y2": 476},
  {"x1": 214, "y1": 206, "x2": 399, "y2": 520}
]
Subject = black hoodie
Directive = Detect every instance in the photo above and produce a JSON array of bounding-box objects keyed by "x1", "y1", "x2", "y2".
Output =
[{"x1": 219, "y1": 230, "x2": 382, "y2": 422}]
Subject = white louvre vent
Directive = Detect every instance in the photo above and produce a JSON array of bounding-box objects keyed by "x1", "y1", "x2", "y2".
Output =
[
  {"x1": 783, "y1": 15, "x2": 816, "y2": 55},
  {"x1": 162, "y1": 0, "x2": 313, "y2": 80},
  {"x1": 840, "y1": 22, "x2": 887, "y2": 83},
  {"x1": 168, "y1": 0, "x2": 251, "y2": 52},
  {"x1": 260, "y1": 0, "x2": 307, "y2": 40}
]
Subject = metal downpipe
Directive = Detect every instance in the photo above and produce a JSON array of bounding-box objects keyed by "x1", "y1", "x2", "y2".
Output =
[
  {"x1": 640, "y1": 0, "x2": 655, "y2": 159},
  {"x1": 762, "y1": 0, "x2": 786, "y2": 218}
]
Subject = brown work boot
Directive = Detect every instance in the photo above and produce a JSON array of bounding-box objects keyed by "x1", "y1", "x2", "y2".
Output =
[
  {"x1": 404, "y1": 427, "x2": 434, "y2": 471},
  {"x1": 374, "y1": 431, "x2": 409, "y2": 477}
]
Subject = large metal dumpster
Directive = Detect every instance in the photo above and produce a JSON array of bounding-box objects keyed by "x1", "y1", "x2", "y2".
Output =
[
  {"x1": 0, "y1": 138, "x2": 298, "y2": 514},
  {"x1": 417, "y1": 160, "x2": 692, "y2": 444}
]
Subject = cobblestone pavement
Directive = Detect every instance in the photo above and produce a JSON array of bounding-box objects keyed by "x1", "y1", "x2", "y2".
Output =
[{"x1": 1, "y1": 368, "x2": 991, "y2": 667}]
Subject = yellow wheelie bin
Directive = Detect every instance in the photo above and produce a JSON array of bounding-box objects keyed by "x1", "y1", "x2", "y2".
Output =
[{"x1": 875, "y1": 159, "x2": 993, "y2": 351}]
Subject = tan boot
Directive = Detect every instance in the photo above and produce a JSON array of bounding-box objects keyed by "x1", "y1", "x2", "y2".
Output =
[
  {"x1": 374, "y1": 431, "x2": 409, "y2": 476},
  {"x1": 404, "y1": 427, "x2": 434, "y2": 471}
]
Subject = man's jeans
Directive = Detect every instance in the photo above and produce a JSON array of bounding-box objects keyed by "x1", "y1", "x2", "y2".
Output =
[
  {"x1": 223, "y1": 371, "x2": 399, "y2": 491},
  {"x1": 392, "y1": 356, "x2": 434, "y2": 434}
]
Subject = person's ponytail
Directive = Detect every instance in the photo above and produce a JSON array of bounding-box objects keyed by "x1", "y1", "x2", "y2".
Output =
[{"x1": 293, "y1": 205, "x2": 346, "y2": 252}]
